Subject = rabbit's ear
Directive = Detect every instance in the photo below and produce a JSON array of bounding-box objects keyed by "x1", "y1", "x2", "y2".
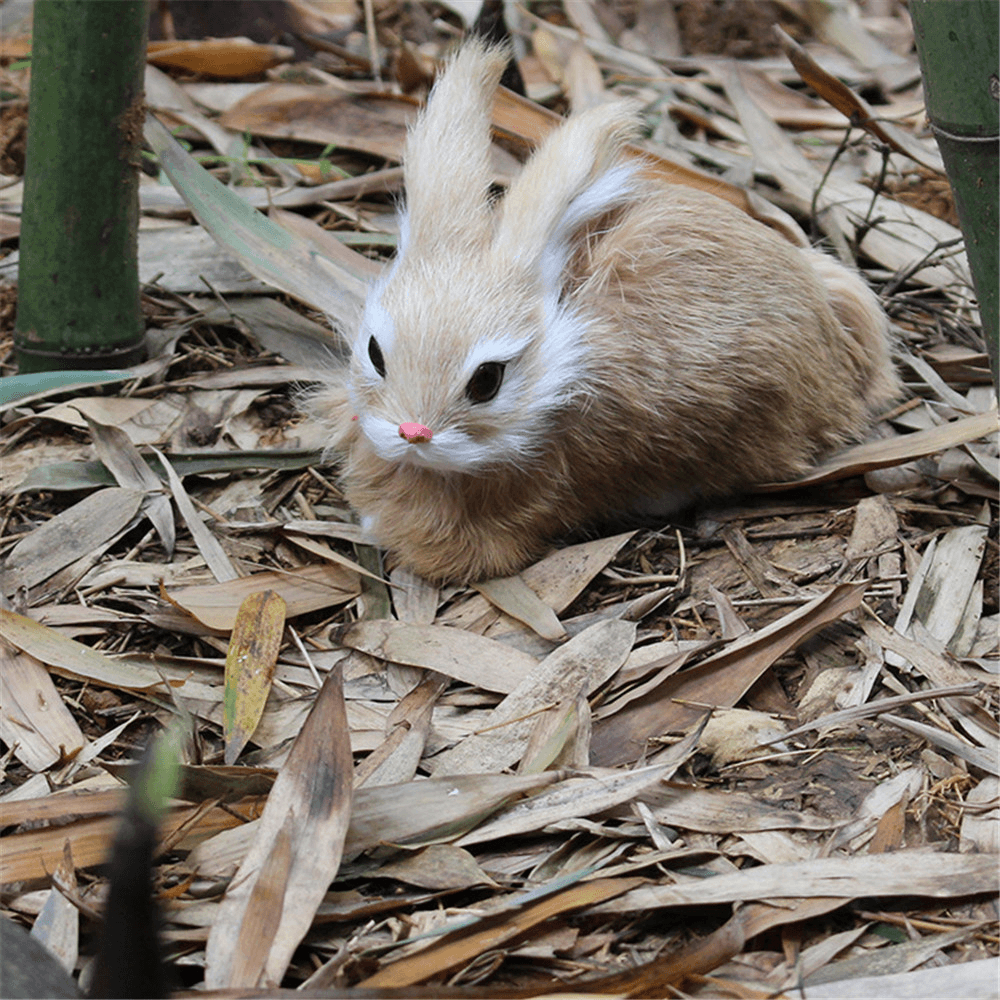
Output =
[
  {"x1": 493, "y1": 103, "x2": 641, "y2": 291},
  {"x1": 401, "y1": 40, "x2": 507, "y2": 253}
]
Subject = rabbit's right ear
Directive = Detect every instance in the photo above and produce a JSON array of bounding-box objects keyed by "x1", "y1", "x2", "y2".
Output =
[
  {"x1": 401, "y1": 40, "x2": 508, "y2": 254},
  {"x1": 493, "y1": 103, "x2": 640, "y2": 293}
]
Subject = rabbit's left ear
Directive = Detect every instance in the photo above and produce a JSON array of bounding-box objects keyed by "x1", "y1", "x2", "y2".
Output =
[
  {"x1": 401, "y1": 40, "x2": 508, "y2": 254},
  {"x1": 493, "y1": 103, "x2": 641, "y2": 292}
]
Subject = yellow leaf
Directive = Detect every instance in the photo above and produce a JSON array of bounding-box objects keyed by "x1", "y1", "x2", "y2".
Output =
[{"x1": 224, "y1": 591, "x2": 286, "y2": 765}]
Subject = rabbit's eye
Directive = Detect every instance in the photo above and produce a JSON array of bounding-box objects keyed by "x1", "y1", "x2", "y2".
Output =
[
  {"x1": 367, "y1": 336, "x2": 386, "y2": 377},
  {"x1": 465, "y1": 362, "x2": 505, "y2": 404}
]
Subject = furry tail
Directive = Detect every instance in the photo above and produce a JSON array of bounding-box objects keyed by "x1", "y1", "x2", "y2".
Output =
[{"x1": 807, "y1": 250, "x2": 901, "y2": 412}]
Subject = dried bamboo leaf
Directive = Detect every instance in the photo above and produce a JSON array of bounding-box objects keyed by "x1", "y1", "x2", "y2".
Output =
[
  {"x1": 441, "y1": 532, "x2": 634, "y2": 632},
  {"x1": 764, "y1": 680, "x2": 981, "y2": 745},
  {"x1": 205, "y1": 668, "x2": 353, "y2": 988},
  {"x1": 388, "y1": 564, "x2": 439, "y2": 625},
  {"x1": 457, "y1": 735, "x2": 700, "y2": 849},
  {"x1": 783, "y1": 958, "x2": 1000, "y2": 1000},
  {"x1": 30, "y1": 842, "x2": 79, "y2": 977},
  {"x1": 152, "y1": 447, "x2": 239, "y2": 583},
  {"x1": 165, "y1": 563, "x2": 359, "y2": 632},
  {"x1": 282, "y1": 530, "x2": 387, "y2": 584},
  {"x1": 358, "y1": 875, "x2": 645, "y2": 988},
  {"x1": 805, "y1": 927, "x2": 977, "y2": 987},
  {"x1": 638, "y1": 784, "x2": 834, "y2": 834},
  {"x1": 960, "y1": 777, "x2": 1000, "y2": 854},
  {"x1": 188, "y1": 772, "x2": 560, "y2": 879},
  {"x1": 828, "y1": 767, "x2": 924, "y2": 851},
  {"x1": 2, "y1": 488, "x2": 144, "y2": 595},
  {"x1": 148, "y1": 37, "x2": 293, "y2": 77},
  {"x1": 79, "y1": 411, "x2": 176, "y2": 557},
  {"x1": 355, "y1": 673, "x2": 447, "y2": 788},
  {"x1": 0, "y1": 787, "x2": 126, "y2": 828},
  {"x1": 721, "y1": 63, "x2": 967, "y2": 289},
  {"x1": 0, "y1": 609, "x2": 173, "y2": 692},
  {"x1": 518, "y1": 697, "x2": 584, "y2": 775},
  {"x1": 430, "y1": 619, "x2": 636, "y2": 776},
  {"x1": 591, "y1": 582, "x2": 869, "y2": 766},
  {"x1": 370, "y1": 844, "x2": 498, "y2": 891},
  {"x1": 0, "y1": 638, "x2": 85, "y2": 771},
  {"x1": 879, "y1": 713, "x2": 999, "y2": 776},
  {"x1": 775, "y1": 27, "x2": 943, "y2": 173},
  {"x1": 0, "y1": 802, "x2": 244, "y2": 884},
  {"x1": 767, "y1": 412, "x2": 998, "y2": 491},
  {"x1": 579, "y1": 896, "x2": 846, "y2": 997},
  {"x1": 229, "y1": 822, "x2": 293, "y2": 988},
  {"x1": 592, "y1": 851, "x2": 999, "y2": 915},
  {"x1": 223, "y1": 591, "x2": 286, "y2": 765},
  {"x1": 335, "y1": 619, "x2": 540, "y2": 694},
  {"x1": 891, "y1": 524, "x2": 988, "y2": 654},
  {"x1": 473, "y1": 574, "x2": 567, "y2": 641}
]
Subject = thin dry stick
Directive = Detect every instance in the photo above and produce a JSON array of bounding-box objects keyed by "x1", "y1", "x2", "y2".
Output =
[{"x1": 363, "y1": 0, "x2": 381, "y2": 84}]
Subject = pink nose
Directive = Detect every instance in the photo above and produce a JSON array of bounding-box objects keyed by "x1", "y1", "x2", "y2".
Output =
[{"x1": 398, "y1": 422, "x2": 433, "y2": 443}]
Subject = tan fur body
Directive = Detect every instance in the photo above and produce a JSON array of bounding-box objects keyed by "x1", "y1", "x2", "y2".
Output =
[{"x1": 308, "y1": 43, "x2": 900, "y2": 583}]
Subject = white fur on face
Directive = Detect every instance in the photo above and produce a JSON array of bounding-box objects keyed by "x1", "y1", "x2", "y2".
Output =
[{"x1": 358, "y1": 413, "x2": 496, "y2": 471}]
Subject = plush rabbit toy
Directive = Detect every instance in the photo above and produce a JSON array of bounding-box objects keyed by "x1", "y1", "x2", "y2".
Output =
[{"x1": 309, "y1": 41, "x2": 899, "y2": 583}]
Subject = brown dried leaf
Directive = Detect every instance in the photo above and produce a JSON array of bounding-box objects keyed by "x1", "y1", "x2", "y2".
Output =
[
  {"x1": 590, "y1": 582, "x2": 869, "y2": 766},
  {"x1": 358, "y1": 875, "x2": 645, "y2": 988},
  {"x1": 430, "y1": 619, "x2": 636, "y2": 776},
  {"x1": 148, "y1": 38, "x2": 293, "y2": 78},
  {"x1": 166, "y1": 563, "x2": 359, "y2": 632},
  {"x1": 473, "y1": 573, "x2": 567, "y2": 641},
  {"x1": 336, "y1": 619, "x2": 539, "y2": 694},
  {"x1": 205, "y1": 668, "x2": 352, "y2": 988},
  {"x1": 219, "y1": 85, "x2": 417, "y2": 161},
  {"x1": 775, "y1": 26, "x2": 943, "y2": 173}
]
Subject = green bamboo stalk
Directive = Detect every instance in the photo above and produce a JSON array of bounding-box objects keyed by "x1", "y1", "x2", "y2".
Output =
[
  {"x1": 14, "y1": 0, "x2": 148, "y2": 373},
  {"x1": 909, "y1": 0, "x2": 999, "y2": 397}
]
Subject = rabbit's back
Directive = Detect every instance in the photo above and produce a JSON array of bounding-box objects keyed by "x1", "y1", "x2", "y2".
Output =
[{"x1": 556, "y1": 179, "x2": 899, "y2": 514}]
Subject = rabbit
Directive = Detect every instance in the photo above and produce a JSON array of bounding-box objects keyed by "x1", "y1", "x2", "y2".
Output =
[{"x1": 307, "y1": 40, "x2": 900, "y2": 584}]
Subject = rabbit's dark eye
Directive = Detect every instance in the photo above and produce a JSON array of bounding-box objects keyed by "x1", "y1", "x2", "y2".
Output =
[
  {"x1": 465, "y1": 362, "x2": 505, "y2": 404},
  {"x1": 367, "y1": 336, "x2": 386, "y2": 377}
]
